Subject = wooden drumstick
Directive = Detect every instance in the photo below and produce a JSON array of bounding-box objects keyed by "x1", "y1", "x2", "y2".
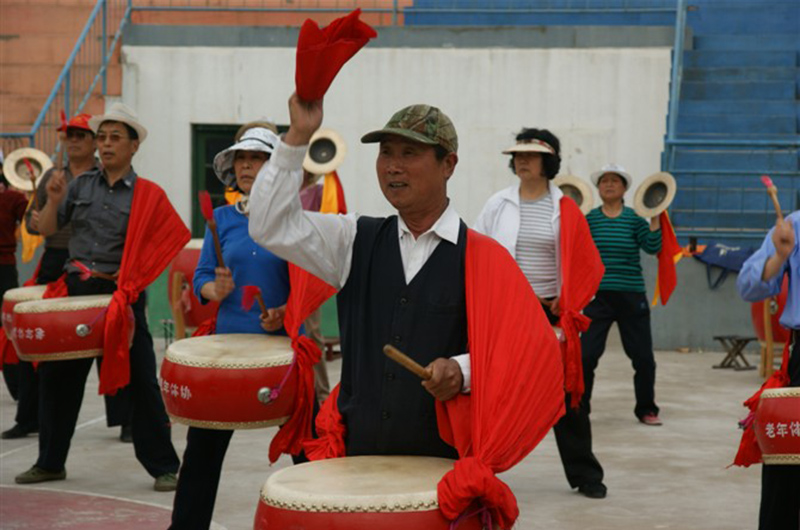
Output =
[
  {"x1": 23, "y1": 158, "x2": 39, "y2": 211},
  {"x1": 383, "y1": 344, "x2": 432, "y2": 381},
  {"x1": 198, "y1": 191, "x2": 226, "y2": 268},
  {"x1": 761, "y1": 175, "x2": 783, "y2": 222}
]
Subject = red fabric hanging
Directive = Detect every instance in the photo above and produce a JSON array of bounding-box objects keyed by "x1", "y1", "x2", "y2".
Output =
[
  {"x1": 732, "y1": 341, "x2": 791, "y2": 467},
  {"x1": 654, "y1": 211, "x2": 681, "y2": 306},
  {"x1": 268, "y1": 263, "x2": 337, "y2": 463},
  {"x1": 304, "y1": 383, "x2": 346, "y2": 460},
  {"x1": 98, "y1": 178, "x2": 190, "y2": 395},
  {"x1": 295, "y1": 9, "x2": 377, "y2": 101},
  {"x1": 557, "y1": 197, "x2": 604, "y2": 408}
]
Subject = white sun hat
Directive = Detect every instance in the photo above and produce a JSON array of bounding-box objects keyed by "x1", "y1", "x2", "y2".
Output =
[
  {"x1": 88, "y1": 102, "x2": 148, "y2": 143},
  {"x1": 590, "y1": 163, "x2": 632, "y2": 189},
  {"x1": 213, "y1": 127, "x2": 279, "y2": 187}
]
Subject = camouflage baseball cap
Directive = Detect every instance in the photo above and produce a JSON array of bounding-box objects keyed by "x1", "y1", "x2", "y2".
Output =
[{"x1": 361, "y1": 104, "x2": 458, "y2": 154}]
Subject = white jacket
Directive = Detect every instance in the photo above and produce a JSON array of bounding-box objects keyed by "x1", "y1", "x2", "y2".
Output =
[{"x1": 474, "y1": 180, "x2": 564, "y2": 296}]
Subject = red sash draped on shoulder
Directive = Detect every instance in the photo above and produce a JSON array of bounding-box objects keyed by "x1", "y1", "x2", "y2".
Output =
[
  {"x1": 0, "y1": 262, "x2": 67, "y2": 369},
  {"x1": 304, "y1": 229, "x2": 565, "y2": 529},
  {"x1": 558, "y1": 198, "x2": 604, "y2": 408},
  {"x1": 295, "y1": 9, "x2": 377, "y2": 101},
  {"x1": 99, "y1": 178, "x2": 190, "y2": 395},
  {"x1": 732, "y1": 342, "x2": 791, "y2": 467},
  {"x1": 652, "y1": 211, "x2": 682, "y2": 306},
  {"x1": 268, "y1": 264, "x2": 336, "y2": 462}
]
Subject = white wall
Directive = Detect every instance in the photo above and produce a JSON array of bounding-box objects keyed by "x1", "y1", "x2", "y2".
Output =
[{"x1": 121, "y1": 45, "x2": 671, "y2": 225}]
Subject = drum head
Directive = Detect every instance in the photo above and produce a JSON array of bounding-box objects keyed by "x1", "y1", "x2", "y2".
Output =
[
  {"x1": 14, "y1": 295, "x2": 112, "y2": 314},
  {"x1": 3, "y1": 285, "x2": 48, "y2": 304},
  {"x1": 261, "y1": 456, "x2": 454, "y2": 512},
  {"x1": 167, "y1": 334, "x2": 293, "y2": 367}
]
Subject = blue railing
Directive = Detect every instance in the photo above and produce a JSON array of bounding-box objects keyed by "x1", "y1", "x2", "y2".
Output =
[{"x1": 0, "y1": 0, "x2": 131, "y2": 158}]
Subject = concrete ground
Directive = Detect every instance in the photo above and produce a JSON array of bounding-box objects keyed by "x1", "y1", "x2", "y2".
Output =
[{"x1": 0, "y1": 331, "x2": 763, "y2": 529}]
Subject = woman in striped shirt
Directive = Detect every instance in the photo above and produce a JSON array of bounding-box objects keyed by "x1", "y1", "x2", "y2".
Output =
[
  {"x1": 475, "y1": 128, "x2": 607, "y2": 500},
  {"x1": 583, "y1": 163, "x2": 663, "y2": 426}
]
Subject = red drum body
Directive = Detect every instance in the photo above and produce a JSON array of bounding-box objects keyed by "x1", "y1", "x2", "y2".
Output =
[
  {"x1": 160, "y1": 334, "x2": 297, "y2": 430},
  {"x1": 254, "y1": 456, "x2": 483, "y2": 530},
  {"x1": 11, "y1": 295, "x2": 133, "y2": 362},
  {"x1": 754, "y1": 387, "x2": 800, "y2": 465},
  {"x1": 750, "y1": 276, "x2": 790, "y2": 344},
  {"x1": 2, "y1": 285, "x2": 47, "y2": 338},
  {"x1": 169, "y1": 239, "x2": 218, "y2": 328}
]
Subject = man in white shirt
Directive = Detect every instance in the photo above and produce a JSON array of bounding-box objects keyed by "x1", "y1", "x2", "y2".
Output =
[{"x1": 248, "y1": 94, "x2": 469, "y2": 457}]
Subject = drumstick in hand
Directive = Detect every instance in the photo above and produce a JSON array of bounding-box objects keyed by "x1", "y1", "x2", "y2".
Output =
[
  {"x1": 242, "y1": 285, "x2": 268, "y2": 315},
  {"x1": 383, "y1": 345, "x2": 432, "y2": 381},
  {"x1": 761, "y1": 175, "x2": 783, "y2": 222},
  {"x1": 199, "y1": 191, "x2": 226, "y2": 268},
  {"x1": 23, "y1": 159, "x2": 39, "y2": 210}
]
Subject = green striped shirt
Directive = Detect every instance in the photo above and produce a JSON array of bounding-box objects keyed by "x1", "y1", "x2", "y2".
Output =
[{"x1": 586, "y1": 206, "x2": 662, "y2": 292}]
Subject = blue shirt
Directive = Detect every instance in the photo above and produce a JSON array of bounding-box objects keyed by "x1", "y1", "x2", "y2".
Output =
[
  {"x1": 737, "y1": 212, "x2": 800, "y2": 329},
  {"x1": 194, "y1": 205, "x2": 291, "y2": 335}
]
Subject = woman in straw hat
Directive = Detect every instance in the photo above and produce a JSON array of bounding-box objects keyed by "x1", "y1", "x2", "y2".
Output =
[
  {"x1": 170, "y1": 126, "x2": 293, "y2": 530},
  {"x1": 474, "y1": 128, "x2": 607, "y2": 499},
  {"x1": 583, "y1": 163, "x2": 663, "y2": 427}
]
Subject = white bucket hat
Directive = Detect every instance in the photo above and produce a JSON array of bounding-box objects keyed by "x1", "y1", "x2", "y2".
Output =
[
  {"x1": 89, "y1": 102, "x2": 148, "y2": 142},
  {"x1": 590, "y1": 163, "x2": 632, "y2": 189},
  {"x1": 213, "y1": 127, "x2": 279, "y2": 187}
]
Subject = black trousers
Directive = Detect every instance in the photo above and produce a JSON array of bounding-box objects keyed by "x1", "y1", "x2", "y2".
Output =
[
  {"x1": 581, "y1": 290, "x2": 659, "y2": 419},
  {"x1": 540, "y1": 301, "x2": 605, "y2": 488},
  {"x1": 36, "y1": 275, "x2": 179, "y2": 477},
  {"x1": 170, "y1": 400, "x2": 318, "y2": 529},
  {"x1": 1, "y1": 263, "x2": 20, "y2": 401},
  {"x1": 759, "y1": 339, "x2": 800, "y2": 530}
]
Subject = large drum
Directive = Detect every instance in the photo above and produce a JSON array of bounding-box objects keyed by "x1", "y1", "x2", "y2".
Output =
[
  {"x1": 160, "y1": 334, "x2": 297, "y2": 430},
  {"x1": 254, "y1": 456, "x2": 483, "y2": 530},
  {"x1": 168, "y1": 239, "x2": 219, "y2": 335},
  {"x1": 2, "y1": 285, "x2": 47, "y2": 337},
  {"x1": 11, "y1": 294, "x2": 132, "y2": 362},
  {"x1": 754, "y1": 387, "x2": 800, "y2": 465}
]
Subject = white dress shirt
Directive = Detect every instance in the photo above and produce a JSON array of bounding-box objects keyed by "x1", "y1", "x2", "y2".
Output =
[{"x1": 248, "y1": 140, "x2": 471, "y2": 390}]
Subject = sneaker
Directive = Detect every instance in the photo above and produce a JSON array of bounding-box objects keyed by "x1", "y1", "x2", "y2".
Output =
[
  {"x1": 119, "y1": 425, "x2": 132, "y2": 443},
  {"x1": 154, "y1": 472, "x2": 178, "y2": 492},
  {"x1": 577, "y1": 482, "x2": 607, "y2": 499},
  {"x1": 640, "y1": 413, "x2": 663, "y2": 426},
  {"x1": 1, "y1": 424, "x2": 36, "y2": 440},
  {"x1": 15, "y1": 466, "x2": 66, "y2": 484}
]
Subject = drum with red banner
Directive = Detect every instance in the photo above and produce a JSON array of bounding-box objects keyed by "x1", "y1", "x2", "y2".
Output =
[
  {"x1": 11, "y1": 294, "x2": 134, "y2": 362},
  {"x1": 160, "y1": 334, "x2": 297, "y2": 430},
  {"x1": 168, "y1": 239, "x2": 219, "y2": 331},
  {"x1": 754, "y1": 387, "x2": 800, "y2": 465},
  {"x1": 254, "y1": 456, "x2": 483, "y2": 530},
  {"x1": 750, "y1": 275, "x2": 791, "y2": 344},
  {"x1": 2, "y1": 285, "x2": 47, "y2": 338}
]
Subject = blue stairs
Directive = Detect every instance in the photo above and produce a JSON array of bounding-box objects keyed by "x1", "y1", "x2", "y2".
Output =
[{"x1": 666, "y1": 0, "x2": 800, "y2": 247}]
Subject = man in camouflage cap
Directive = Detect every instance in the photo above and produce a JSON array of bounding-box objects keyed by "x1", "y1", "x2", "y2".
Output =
[{"x1": 249, "y1": 95, "x2": 469, "y2": 457}]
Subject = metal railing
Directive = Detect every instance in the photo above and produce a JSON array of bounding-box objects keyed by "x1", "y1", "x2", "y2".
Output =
[{"x1": 0, "y1": 0, "x2": 131, "y2": 157}]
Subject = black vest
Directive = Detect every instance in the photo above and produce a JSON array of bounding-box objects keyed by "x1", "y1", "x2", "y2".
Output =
[{"x1": 336, "y1": 216, "x2": 468, "y2": 458}]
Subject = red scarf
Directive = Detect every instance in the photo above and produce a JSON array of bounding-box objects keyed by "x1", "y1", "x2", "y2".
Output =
[
  {"x1": 98, "y1": 178, "x2": 190, "y2": 395},
  {"x1": 558, "y1": 197, "x2": 604, "y2": 408},
  {"x1": 303, "y1": 229, "x2": 565, "y2": 529}
]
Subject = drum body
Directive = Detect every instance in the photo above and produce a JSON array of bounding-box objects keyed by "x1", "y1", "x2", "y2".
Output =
[
  {"x1": 254, "y1": 456, "x2": 483, "y2": 530},
  {"x1": 11, "y1": 294, "x2": 132, "y2": 362},
  {"x1": 2, "y1": 285, "x2": 47, "y2": 338},
  {"x1": 754, "y1": 387, "x2": 800, "y2": 465},
  {"x1": 160, "y1": 334, "x2": 297, "y2": 430},
  {"x1": 168, "y1": 239, "x2": 219, "y2": 328}
]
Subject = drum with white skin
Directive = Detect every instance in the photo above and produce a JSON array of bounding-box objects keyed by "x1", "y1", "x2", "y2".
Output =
[
  {"x1": 11, "y1": 294, "x2": 131, "y2": 362},
  {"x1": 2, "y1": 285, "x2": 47, "y2": 338},
  {"x1": 160, "y1": 334, "x2": 297, "y2": 430},
  {"x1": 254, "y1": 456, "x2": 483, "y2": 530}
]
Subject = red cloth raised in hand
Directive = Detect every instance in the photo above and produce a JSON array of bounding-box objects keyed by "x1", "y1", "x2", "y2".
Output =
[
  {"x1": 654, "y1": 211, "x2": 681, "y2": 306},
  {"x1": 99, "y1": 179, "x2": 190, "y2": 395},
  {"x1": 558, "y1": 197, "x2": 604, "y2": 408},
  {"x1": 295, "y1": 9, "x2": 377, "y2": 101}
]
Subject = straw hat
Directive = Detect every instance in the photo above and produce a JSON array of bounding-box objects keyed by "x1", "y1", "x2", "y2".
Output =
[
  {"x1": 213, "y1": 127, "x2": 279, "y2": 187},
  {"x1": 303, "y1": 128, "x2": 347, "y2": 175},
  {"x1": 590, "y1": 163, "x2": 632, "y2": 189},
  {"x1": 88, "y1": 102, "x2": 148, "y2": 143},
  {"x1": 553, "y1": 174, "x2": 594, "y2": 215},
  {"x1": 2, "y1": 147, "x2": 53, "y2": 192},
  {"x1": 633, "y1": 171, "x2": 676, "y2": 218},
  {"x1": 502, "y1": 138, "x2": 557, "y2": 156}
]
